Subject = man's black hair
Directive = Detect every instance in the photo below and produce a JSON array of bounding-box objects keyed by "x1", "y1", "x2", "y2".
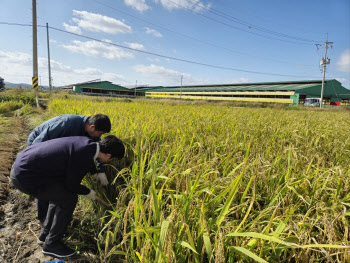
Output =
[
  {"x1": 88, "y1": 114, "x2": 111, "y2": 133},
  {"x1": 99, "y1": 135, "x2": 125, "y2": 160}
]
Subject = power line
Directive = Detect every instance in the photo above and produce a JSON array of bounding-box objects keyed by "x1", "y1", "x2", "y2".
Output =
[
  {"x1": 183, "y1": 0, "x2": 321, "y2": 43},
  {"x1": 326, "y1": 69, "x2": 350, "y2": 80},
  {"x1": 49, "y1": 25, "x2": 321, "y2": 78},
  {"x1": 0, "y1": 22, "x2": 33, "y2": 27},
  {"x1": 0, "y1": 21, "x2": 322, "y2": 78},
  {"x1": 94, "y1": 0, "x2": 315, "y2": 67},
  {"x1": 166, "y1": 0, "x2": 319, "y2": 45}
]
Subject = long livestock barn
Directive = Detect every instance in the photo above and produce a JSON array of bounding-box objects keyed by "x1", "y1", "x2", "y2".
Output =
[
  {"x1": 146, "y1": 79, "x2": 350, "y2": 105},
  {"x1": 63, "y1": 80, "x2": 143, "y2": 97}
]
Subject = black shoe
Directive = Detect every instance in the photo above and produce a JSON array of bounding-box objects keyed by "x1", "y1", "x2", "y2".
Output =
[
  {"x1": 37, "y1": 233, "x2": 46, "y2": 245},
  {"x1": 38, "y1": 231, "x2": 69, "y2": 245},
  {"x1": 42, "y1": 241, "x2": 76, "y2": 258}
]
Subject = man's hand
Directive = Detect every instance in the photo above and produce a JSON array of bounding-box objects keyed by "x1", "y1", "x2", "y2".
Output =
[
  {"x1": 92, "y1": 173, "x2": 109, "y2": 186},
  {"x1": 85, "y1": 190, "x2": 96, "y2": 200}
]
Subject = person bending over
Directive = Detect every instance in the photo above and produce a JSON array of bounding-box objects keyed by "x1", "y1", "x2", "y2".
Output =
[
  {"x1": 11, "y1": 135, "x2": 125, "y2": 258},
  {"x1": 27, "y1": 114, "x2": 112, "y2": 224}
]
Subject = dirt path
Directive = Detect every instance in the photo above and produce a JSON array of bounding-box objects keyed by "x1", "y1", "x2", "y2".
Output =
[
  {"x1": 0, "y1": 116, "x2": 25, "y2": 206},
  {"x1": 0, "y1": 116, "x2": 99, "y2": 263}
]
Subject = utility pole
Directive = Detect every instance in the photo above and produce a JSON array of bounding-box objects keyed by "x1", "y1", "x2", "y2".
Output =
[
  {"x1": 319, "y1": 33, "x2": 333, "y2": 108},
  {"x1": 134, "y1": 80, "x2": 137, "y2": 98},
  {"x1": 32, "y1": 0, "x2": 39, "y2": 106},
  {"x1": 46, "y1": 23, "x2": 52, "y2": 96},
  {"x1": 180, "y1": 75, "x2": 183, "y2": 100}
]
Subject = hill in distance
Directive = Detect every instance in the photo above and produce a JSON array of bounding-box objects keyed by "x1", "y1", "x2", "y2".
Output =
[{"x1": 4, "y1": 82, "x2": 54, "y2": 90}]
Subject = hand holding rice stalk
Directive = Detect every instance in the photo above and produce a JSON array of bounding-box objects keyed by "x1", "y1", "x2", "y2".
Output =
[{"x1": 85, "y1": 189, "x2": 112, "y2": 207}]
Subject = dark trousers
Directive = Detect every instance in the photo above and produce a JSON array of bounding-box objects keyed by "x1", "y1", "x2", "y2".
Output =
[
  {"x1": 10, "y1": 167, "x2": 78, "y2": 246},
  {"x1": 36, "y1": 199, "x2": 49, "y2": 222}
]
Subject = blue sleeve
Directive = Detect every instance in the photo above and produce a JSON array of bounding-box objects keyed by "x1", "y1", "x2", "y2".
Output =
[
  {"x1": 28, "y1": 128, "x2": 50, "y2": 145},
  {"x1": 27, "y1": 131, "x2": 36, "y2": 146},
  {"x1": 28, "y1": 115, "x2": 85, "y2": 145}
]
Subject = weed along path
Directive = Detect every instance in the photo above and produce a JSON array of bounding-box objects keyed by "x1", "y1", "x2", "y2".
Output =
[
  {"x1": 0, "y1": 116, "x2": 24, "y2": 204},
  {"x1": 0, "y1": 116, "x2": 98, "y2": 263},
  {"x1": 0, "y1": 116, "x2": 51, "y2": 263}
]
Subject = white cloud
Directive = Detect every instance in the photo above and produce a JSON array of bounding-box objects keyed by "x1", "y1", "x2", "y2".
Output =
[
  {"x1": 60, "y1": 68, "x2": 126, "y2": 86},
  {"x1": 133, "y1": 64, "x2": 193, "y2": 84},
  {"x1": 124, "y1": 42, "x2": 145, "y2": 50},
  {"x1": 63, "y1": 22, "x2": 82, "y2": 34},
  {"x1": 223, "y1": 77, "x2": 249, "y2": 84},
  {"x1": 38, "y1": 57, "x2": 72, "y2": 73},
  {"x1": 133, "y1": 64, "x2": 250, "y2": 85},
  {"x1": 337, "y1": 49, "x2": 350, "y2": 72},
  {"x1": 0, "y1": 51, "x2": 31, "y2": 65},
  {"x1": 154, "y1": 0, "x2": 211, "y2": 11},
  {"x1": 103, "y1": 73, "x2": 127, "y2": 83},
  {"x1": 0, "y1": 52, "x2": 33, "y2": 83},
  {"x1": 124, "y1": 0, "x2": 150, "y2": 12},
  {"x1": 147, "y1": 57, "x2": 161, "y2": 62},
  {"x1": 61, "y1": 40, "x2": 134, "y2": 60},
  {"x1": 144, "y1": 27, "x2": 163, "y2": 38},
  {"x1": 60, "y1": 68, "x2": 126, "y2": 85},
  {"x1": 0, "y1": 51, "x2": 126, "y2": 86},
  {"x1": 336, "y1": 78, "x2": 347, "y2": 84},
  {"x1": 102, "y1": 39, "x2": 113, "y2": 43},
  {"x1": 64, "y1": 10, "x2": 132, "y2": 35},
  {"x1": 192, "y1": 1, "x2": 211, "y2": 12}
]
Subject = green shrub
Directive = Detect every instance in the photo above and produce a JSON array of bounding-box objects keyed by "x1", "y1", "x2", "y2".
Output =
[
  {"x1": 15, "y1": 104, "x2": 35, "y2": 116},
  {"x1": 0, "y1": 94, "x2": 36, "y2": 106},
  {"x1": 0, "y1": 103, "x2": 9, "y2": 114},
  {"x1": 0, "y1": 101, "x2": 24, "y2": 114},
  {"x1": 8, "y1": 100, "x2": 24, "y2": 111}
]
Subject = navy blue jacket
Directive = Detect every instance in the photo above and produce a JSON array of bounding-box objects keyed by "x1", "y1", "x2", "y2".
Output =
[
  {"x1": 27, "y1": 114, "x2": 89, "y2": 146},
  {"x1": 13, "y1": 136, "x2": 98, "y2": 196},
  {"x1": 27, "y1": 114, "x2": 104, "y2": 172}
]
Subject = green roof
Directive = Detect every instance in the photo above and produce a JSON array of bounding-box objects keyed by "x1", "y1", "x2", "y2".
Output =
[
  {"x1": 148, "y1": 79, "x2": 350, "y2": 99},
  {"x1": 75, "y1": 81, "x2": 130, "y2": 91}
]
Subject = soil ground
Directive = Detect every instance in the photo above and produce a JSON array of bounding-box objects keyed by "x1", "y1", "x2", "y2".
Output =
[{"x1": 0, "y1": 116, "x2": 100, "y2": 263}]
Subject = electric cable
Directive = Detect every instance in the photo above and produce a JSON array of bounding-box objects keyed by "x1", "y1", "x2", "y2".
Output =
[
  {"x1": 0, "y1": 21, "x2": 323, "y2": 78},
  {"x1": 94, "y1": 0, "x2": 315, "y2": 66},
  {"x1": 48, "y1": 25, "x2": 321, "y2": 78},
  {"x1": 165, "y1": 0, "x2": 320, "y2": 45},
  {"x1": 183, "y1": 0, "x2": 321, "y2": 43}
]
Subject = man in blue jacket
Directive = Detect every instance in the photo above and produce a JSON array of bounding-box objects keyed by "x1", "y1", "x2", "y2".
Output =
[
  {"x1": 11, "y1": 135, "x2": 125, "y2": 258},
  {"x1": 28, "y1": 114, "x2": 111, "y2": 224}
]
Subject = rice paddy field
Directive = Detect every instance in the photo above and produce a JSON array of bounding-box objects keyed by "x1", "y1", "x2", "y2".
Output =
[{"x1": 48, "y1": 97, "x2": 350, "y2": 262}]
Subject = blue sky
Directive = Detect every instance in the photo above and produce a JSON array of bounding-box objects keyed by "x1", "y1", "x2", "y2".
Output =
[{"x1": 0, "y1": 0, "x2": 349, "y2": 88}]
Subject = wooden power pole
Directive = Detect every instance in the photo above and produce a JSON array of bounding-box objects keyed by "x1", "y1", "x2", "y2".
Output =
[{"x1": 32, "y1": 0, "x2": 39, "y2": 106}]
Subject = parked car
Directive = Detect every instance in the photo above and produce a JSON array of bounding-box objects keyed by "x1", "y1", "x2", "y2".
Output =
[{"x1": 304, "y1": 98, "x2": 321, "y2": 107}]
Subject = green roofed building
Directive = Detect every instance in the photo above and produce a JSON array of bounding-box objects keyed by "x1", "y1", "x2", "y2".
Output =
[
  {"x1": 146, "y1": 79, "x2": 350, "y2": 105},
  {"x1": 63, "y1": 80, "x2": 143, "y2": 97}
]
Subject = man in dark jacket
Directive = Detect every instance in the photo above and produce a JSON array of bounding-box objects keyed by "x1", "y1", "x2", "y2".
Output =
[
  {"x1": 11, "y1": 135, "x2": 125, "y2": 258},
  {"x1": 27, "y1": 114, "x2": 111, "y2": 145},
  {"x1": 28, "y1": 114, "x2": 111, "y2": 224}
]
